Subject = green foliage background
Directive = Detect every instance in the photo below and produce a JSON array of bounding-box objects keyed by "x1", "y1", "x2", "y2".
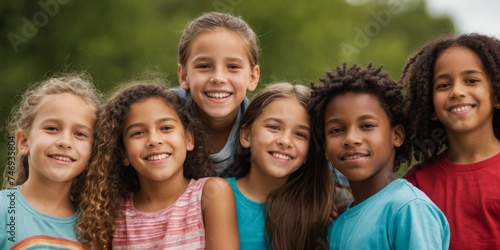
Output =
[{"x1": 0, "y1": 0, "x2": 455, "y2": 183}]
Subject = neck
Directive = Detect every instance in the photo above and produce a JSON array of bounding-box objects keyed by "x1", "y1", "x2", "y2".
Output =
[
  {"x1": 446, "y1": 127, "x2": 500, "y2": 164},
  {"x1": 20, "y1": 178, "x2": 74, "y2": 217},
  {"x1": 199, "y1": 108, "x2": 238, "y2": 153},
  {"x1": 134, "y1": 177, "x2": 190, "y2": 212},
  {"x1": 236, "y1": 170, "x2": 288, "y2": 202},
  {"x1": 348, "y1": 170, "x2": 396, "y2": 207}
]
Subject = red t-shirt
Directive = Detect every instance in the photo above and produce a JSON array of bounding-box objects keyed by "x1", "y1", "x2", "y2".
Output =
[{"x1": 405, "y1": 152, "x2": 500, "y2": 250}]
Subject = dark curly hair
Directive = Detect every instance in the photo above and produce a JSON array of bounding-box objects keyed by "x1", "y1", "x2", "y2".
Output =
[
  {"x1": 309, "y1": 63, "x2": 412, "y2": 172},
  {"x1": 76, "y1": 82, "x2": 215, "y2": 249},
  {"x1": 401, "y1": 33, "x2": 500, "y2": 164}
]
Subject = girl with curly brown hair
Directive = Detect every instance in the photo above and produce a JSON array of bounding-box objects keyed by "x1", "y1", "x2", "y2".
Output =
[
  {"x1": 77, "y1": 82, "x2": 238, "y2": 249},
  {"x1": 402, "y1": 33, "x2": 500, "y2": 249}
]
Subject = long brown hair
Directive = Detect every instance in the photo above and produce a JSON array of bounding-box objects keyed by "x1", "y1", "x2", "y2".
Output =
[
  {"x1": 76, "y1": 82, "x2": 215, "y2": 249},
  {"x1": 231, "y1": 82, "x2": 334, "y2": 249}
]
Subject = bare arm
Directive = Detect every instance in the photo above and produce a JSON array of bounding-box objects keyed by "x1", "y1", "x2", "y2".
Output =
[{"x1": 202, "y1": 177, "x2": 239, "y2": 250}]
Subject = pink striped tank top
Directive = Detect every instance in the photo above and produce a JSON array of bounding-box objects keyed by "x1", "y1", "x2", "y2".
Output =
[{"x1": 112, "y1": 178, "x2": 208, "y2": 249}]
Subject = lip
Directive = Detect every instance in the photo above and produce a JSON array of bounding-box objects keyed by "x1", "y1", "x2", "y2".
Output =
[
  {"x1": 143, "y1": 152, "x2": 171, "y2": 161},
  {"x1": 48, "y1": 154, "x2": 76, "y2": 163},
  {"x1": 447, "y1": 103, "x2": 475, "y2": 113},
  {"x1": 204, "y1": 90, "x2": 232, "y2": 99},
  {"x1": 340, "y1": 151, "x2": 369, "y2": 161},
  {"x1": 269, "y1": 151, "x2": 293, "y2": 161}
]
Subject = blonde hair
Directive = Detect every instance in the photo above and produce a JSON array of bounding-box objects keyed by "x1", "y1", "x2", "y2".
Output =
[{"x1": 4, "y1": 73, "x2": 101, "y2": 193}]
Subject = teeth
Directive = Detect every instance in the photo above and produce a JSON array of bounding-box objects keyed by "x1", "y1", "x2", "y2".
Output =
[
  {"x1": 146, "y1": 153, "x2": 170, "y2": 161},
  {"x1": 51, "y1": 155, "x2": 72, "y2": 162},
  {"x1": 451, "y1": 105, "x2": 472, "y2": 112},
  {"x1": 271, "y1": 152, "x2": 291, "y2": 160},
  {"x1": 206, "y1": 92, "x2": 230, "y2": 99},
  {"x1": 344, "y1": 155, "x2": 365, "y2": 160}
]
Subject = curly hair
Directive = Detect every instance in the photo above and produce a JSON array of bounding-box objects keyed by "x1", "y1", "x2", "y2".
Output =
[
  {"x1": 401, "y1": 33, "x2": 500, "y2": 164},
  {"x1": 76, "y1": 82, "x2": 215, "y2": 249},
  {"x1": 230, "y1": 82, "x2": 334, "y2": 250},
  {"x1": 4, "y1": 73, "x2": 101, "y2": 201},
  {"x1": 309, "y1": 63, "x2": 412, "y2": 172}
]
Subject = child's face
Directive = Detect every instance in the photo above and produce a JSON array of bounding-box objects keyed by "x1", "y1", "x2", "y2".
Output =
[
  {"x1": 432, "y1": 46, "x2": 496, "y2": 135},
  {"x1": 323, "y1": 92, "x2": 403, "y2": 184},
  {"x1": 177, "y1": 28, "x2": 260, "y2": 121},
  {"x1": 240, "y1": 97, "x2": 310, "y2": 181},
  {"x1": 122, "y1": 97, "x2": 194, "y2": 183},
  {"x1": 16, "y1": 93, "x2": 95, "y2": 184}
]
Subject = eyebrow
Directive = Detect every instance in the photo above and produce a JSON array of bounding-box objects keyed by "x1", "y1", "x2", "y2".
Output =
[
  {"x1": 325, "y1": 114, "x2": 378, "y2": 124},
  {"x1": 263, "y1": 117, "x2": 311, "y2": 131},
  {"x1": 433, "y1": 69, "x2": 485, "y2": 82},
  {"x1": 191, "y1": 56, "x2": 245, "y2": 63},
  {"x1": 41, "y1": 118, "x2": 93, "y2": 132},
  {"x1": 124, "y1": 117, "x2": 178, "y2": 134}
]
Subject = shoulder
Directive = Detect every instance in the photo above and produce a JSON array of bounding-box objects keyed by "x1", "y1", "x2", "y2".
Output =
[{"x1": 202, "y1": 177, "x2": 233, "y2": 199}]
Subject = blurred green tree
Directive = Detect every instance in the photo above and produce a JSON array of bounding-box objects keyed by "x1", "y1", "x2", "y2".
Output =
[{"x1": 0, "y1": 0, "x2": 454, "y2": 183}]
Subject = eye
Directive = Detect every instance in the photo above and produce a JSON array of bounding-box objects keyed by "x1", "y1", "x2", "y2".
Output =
[
  {"x1": 266, "y1": 125, "x2": 280, "y2": 131},
  {"x1": 74, "y1": 131, "x2": 88, "y2": 138},
  {"x1": 361, "y1": 123, "x2": 376, "y2": 129},
  {"x1": 465, "y1": 78, "x2": 479, "y2": 84},
  {"x1": 228, "y1": 64, "x2": 242, "y2": 69},
  {"x1": 130, "y1": 130, "x2": 144, "y2": 137},
  {"x1": 328, "y1": 127, "x2": 343, "y2": 135},
  {"x1": 196, "y1": 64, "x2": 210, "y2": 69},
  {"x1": 45, "y1": 126, "x2": 58, "y2": 132},
  {"x1": 435, "y1": 82, "x2": 450, "y2": 90},
  {"x1": 295, "y1": 131, "x2": 310, "y2": 140},
  {"x1": 160, "y1": 126, "x2": 173, "y2": 132}
]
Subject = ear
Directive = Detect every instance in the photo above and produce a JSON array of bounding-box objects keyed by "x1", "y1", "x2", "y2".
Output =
[
  {"x1": 123, "y1": 157, "x2": 130, "y2": 166},
  {"x1": 177, "y1": 64, "x2": 190, "y2": 90},
  {"x1": 185, "y1": 128, "x2": 195, "y2": 151},
  {"x1": 239, "y1": 125, "x2": 251, "y2": 148},
  {"x1": 246, "y1": 65, "x2": 260, "y2": 92},
  {"x1": 16, "y1": 129, "x2": 29, "y2": 156},
  {"x1": 392, "y1": 124, "x2": 405, "y2": 148},
  {"x1": 431, "y1": 112, "x2": 438, "y2": 121}
]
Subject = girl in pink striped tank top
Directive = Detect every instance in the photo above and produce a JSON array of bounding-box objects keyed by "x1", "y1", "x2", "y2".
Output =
[{"x1": 77, "y1": 82, "x2": 239, "y2": 249}]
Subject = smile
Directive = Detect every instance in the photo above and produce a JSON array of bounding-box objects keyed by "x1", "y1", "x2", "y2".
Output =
[
  {"x1": 450, "y1": 105, "x2": 473, "y2": 113},
  {"x1": 343, "y1": 154, "x2": 366, "y2": 160},
  {"x1": 49, "y1": 155, "x2": 74, "y2": 162},
  {"x1": 145, "y1": 153, "x2": 170, "y2": 161},
  {"x1": 205, "y1": 92, "x2": 231, "y2": 99},
  {"x1": 271, "y1": 152, "x2": 292, "y2": 160}
]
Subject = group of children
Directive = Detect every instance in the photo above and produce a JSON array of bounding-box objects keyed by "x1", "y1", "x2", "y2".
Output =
[{"x1": 1, "y1": 11, "x2": 499, "y2": 250}]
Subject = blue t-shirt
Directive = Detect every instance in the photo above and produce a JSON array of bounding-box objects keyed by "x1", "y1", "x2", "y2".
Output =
[
  {"x1": 0, "y1": 187, "x2": 87, "y2": 249},
  {"x1": 226, "y1": 177, "x2": 267, "y2": 250},
  {"x1": 329, "y1": 179, "x2": 450, "y2": 249},
  {"x1": 172, "y1": 88, "x2": 249, "y2": 175}
]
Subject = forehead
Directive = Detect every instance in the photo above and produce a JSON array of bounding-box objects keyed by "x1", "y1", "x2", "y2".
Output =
[
  {"x1": 32, "y1": 93, "x2": 96, "y2": 125},
  {"x1": 325, "y1": 92, "x2": 389, "y2": 120},
  {"x1": 187, "y1": 28, "x2": 252, "y2": 61},
  {"x1": 125, "y1": 97, "x2": 178, "y2": 121},
  {"x1": 434, "y1": 46, "x2": 487, "y2": 74},
  {"x1": 259, "y1": 97, "x2": 309, "y2": 121}
]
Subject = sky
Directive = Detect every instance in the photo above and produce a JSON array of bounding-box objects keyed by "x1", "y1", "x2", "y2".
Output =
[{"x1": 424, "y1": 0, "x2": 500, "y2": 39}]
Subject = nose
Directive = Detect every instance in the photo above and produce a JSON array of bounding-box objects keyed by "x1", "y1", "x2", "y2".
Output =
[
  {"x1": 277, "y1": 132, "x2": 293, "y2": 148},
  {"x1": 342, "y1": 128, "x2": 362, "y2": 147},
  {"x1": 56, "y1": 132, "x2": 72, "y2": 149},
  {"x1": 147, "y1": 131, "x2": 163, "y2": 147},
  {"x1": 449, "y1": 82, "x2": 466, "y2": 99},
  {"x1": 211, "y1": 67, "x2": 228, "y2": 84}
]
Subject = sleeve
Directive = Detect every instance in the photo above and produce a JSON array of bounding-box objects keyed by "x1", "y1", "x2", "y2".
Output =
[{"x1": 392, "y1": 198, "x2": 450, "y2": 250}]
